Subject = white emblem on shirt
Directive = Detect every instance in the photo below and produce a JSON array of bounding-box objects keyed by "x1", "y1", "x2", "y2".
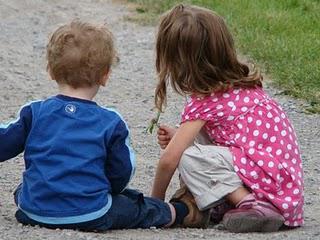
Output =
[{"x1": 65, "y1": 104, "x2": 76, "y2": 114}]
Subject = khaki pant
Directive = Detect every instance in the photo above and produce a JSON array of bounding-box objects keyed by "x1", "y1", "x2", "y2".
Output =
[{"x1": 178, "y1": 131, "x2": 243, "y2": 210}]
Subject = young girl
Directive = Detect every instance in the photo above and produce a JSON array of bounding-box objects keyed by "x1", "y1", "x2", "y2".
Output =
[{"x1": 151, "y1": 4, "x2": 304, "y2": 232}]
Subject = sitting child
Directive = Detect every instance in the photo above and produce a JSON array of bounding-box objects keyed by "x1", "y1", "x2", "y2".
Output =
[
  {"x1": 151, "y1": 4, "x2": 304, "y2": 232},
  {"x1": 0, "y1": 20, "x2": 189, "y2": 231}
]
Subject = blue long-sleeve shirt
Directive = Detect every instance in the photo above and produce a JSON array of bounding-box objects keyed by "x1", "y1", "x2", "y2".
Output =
[{"x1": 0, "y1": 95, "x2": 135, "y2": 224}]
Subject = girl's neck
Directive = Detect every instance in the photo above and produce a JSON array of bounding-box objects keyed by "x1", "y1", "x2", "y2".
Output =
[{"x1": 58, "y1": 84, "x2": 100, "y2": 101}]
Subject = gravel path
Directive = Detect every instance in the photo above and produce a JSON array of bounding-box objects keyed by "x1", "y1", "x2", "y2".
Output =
[{"x1": 0, "y1": 1, "x2": 319, "y2": 239}]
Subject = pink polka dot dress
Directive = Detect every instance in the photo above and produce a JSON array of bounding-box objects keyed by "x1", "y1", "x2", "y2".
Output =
[{"x1": 181, "y1": 87, "x2": 304, "y2": 227}]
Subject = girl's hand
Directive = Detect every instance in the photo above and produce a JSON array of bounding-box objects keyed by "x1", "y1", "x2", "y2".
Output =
[
  {"x1": 157, "y1": 125, "x2": 177, "y2": 149},
  {"x1": 151, "y1": 120, "x2": 206, "y2": 200}
]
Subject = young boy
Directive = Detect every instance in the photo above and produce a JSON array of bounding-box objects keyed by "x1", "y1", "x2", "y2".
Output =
[{"x1": 0, "y1": 21, "x2": 189, "y2": 231}]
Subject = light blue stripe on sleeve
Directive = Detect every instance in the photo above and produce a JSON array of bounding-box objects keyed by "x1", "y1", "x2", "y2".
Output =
[
  {"x1": 0, "y1": 100, "x2": 40, "y2": 129},
  {"x1": 105, "y1": 108, "x2": 136, "y2": 183}
]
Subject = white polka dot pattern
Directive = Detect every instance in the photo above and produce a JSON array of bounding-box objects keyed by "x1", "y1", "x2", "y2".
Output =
[{"x1": 181, "y1": 87, "x2": 304, "y2": 227}]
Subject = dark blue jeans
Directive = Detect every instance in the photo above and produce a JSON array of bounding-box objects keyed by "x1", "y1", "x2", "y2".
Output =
[{"x1": 14, "y1": 186, "x2": 172, "y2": 231}]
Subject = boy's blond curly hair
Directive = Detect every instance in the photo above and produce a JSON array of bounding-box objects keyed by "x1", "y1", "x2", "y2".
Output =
[{"x1": 46, "y1": 20, "x2": 117, "y2": 88}]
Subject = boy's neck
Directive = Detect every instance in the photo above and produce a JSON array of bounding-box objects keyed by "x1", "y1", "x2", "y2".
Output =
[{"x1": 58, "y1": 84, "x2": 99, "y2": 101}]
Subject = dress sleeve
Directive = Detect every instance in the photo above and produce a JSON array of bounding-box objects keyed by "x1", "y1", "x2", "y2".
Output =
[
  {"x1": 105, "y1": 119, "x2": 135, "y2": 194},
  {"x1": 181, "y1": 95, "x2": 221, "y2": 124},
  {"x1": 0, "y1": 104, "x2": 32, "y2": 161}
]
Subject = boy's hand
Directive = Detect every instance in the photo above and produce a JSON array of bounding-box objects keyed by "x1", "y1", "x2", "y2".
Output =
[{"x1": 157, "y1": 125, "x2": 176, "y2": 149}]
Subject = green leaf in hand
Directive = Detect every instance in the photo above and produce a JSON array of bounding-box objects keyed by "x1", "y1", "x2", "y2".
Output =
[{"x1": 146, "y1": 111, "x2": 161, "y2": 134}]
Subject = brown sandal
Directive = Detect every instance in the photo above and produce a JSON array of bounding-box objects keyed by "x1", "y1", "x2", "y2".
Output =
[{"x1": 170, "y1": 186, "x2": 210, "y2": 228}]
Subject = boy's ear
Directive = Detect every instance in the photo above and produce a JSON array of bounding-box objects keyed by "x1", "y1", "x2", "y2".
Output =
[
  {"x1": 47, "y1": 65, "x2": 55, "y2": 80},
  {"x1": 100, "y1": 69, "x2": 111, "y2": 86}
]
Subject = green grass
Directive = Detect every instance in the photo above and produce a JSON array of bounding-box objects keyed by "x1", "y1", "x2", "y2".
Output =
[{"x1": 125, "y1": 0, "x2": 320, "y2": 113}]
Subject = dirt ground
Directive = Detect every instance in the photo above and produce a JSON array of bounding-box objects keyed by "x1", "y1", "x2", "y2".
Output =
[{"x1": 0, "y1": 0, "x2": 319, "y2": 239}]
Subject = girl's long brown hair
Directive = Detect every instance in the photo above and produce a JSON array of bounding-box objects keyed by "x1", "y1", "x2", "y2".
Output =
[{"x1": 155, "y1": 4, "x2": 262, "y2": 111}]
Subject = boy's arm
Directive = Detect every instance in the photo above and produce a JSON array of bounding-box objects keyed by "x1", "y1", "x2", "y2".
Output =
[
  {"x1": 105, "y1": 119, "x2": 135, "y2": 194},
  {"x1": 151, "y1": 120, "x2": 205, "y2": 200},
  {"x1": 0, "y1": 105, "x2": 32, "y2": 162}
]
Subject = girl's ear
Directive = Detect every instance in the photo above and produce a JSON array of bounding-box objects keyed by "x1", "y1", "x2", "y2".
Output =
[{"x1": 100, "y1": 69, "x2": 111, "y2": 87}]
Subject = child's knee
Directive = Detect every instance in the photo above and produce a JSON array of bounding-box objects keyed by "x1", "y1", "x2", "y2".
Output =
[
  {"x1": 179, "y1": 144, "x2": 224, "y2": 172},
  {"x1": 178, "y1": 146, "x2": 199, "y2": 172}
]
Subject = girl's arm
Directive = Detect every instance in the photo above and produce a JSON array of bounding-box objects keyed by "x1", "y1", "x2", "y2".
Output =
[{"x1": 151, "y1": 119, "x2": 206, "y2": 200}]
